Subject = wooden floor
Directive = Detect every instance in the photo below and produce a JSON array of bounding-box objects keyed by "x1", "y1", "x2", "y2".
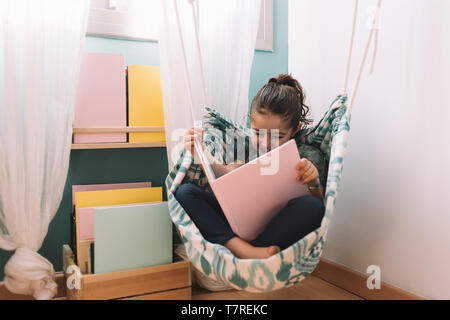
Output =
[
  {"x1": 50, "y1": 275, "x2": 362, "y2": 300},
  {"x1": 191, "y1": 275, "x2": 363, "y2": 300}
]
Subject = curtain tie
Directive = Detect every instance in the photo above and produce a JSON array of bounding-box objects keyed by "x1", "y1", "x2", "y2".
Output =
[{"x1": 4, "y1": 247, "x2": 58, "y2": 300}]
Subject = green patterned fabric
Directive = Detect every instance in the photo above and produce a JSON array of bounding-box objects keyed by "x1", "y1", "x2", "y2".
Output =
[
  {"x1": 166, "y1": 94, "x2": 350, "y2": 292},
  {"x1": 297, "y1": 144, "x2": 328, "y2": 187}
]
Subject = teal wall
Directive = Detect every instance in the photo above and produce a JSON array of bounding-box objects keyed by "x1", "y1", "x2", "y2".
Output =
[
  {"x1": 0, "y1": 0, "x2": 287, "y2": 280},
  {"x1": 249, "y1": 0, "x2": 288, "y2": 106}
]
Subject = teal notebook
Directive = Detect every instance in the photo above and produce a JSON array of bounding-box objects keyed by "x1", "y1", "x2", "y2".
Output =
[{"x1": 94, "y1": 202, "x2": 172, "y2": 274}]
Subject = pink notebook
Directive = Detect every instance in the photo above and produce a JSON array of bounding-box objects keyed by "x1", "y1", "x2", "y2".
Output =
[
  {"x1": 77, "y1": 207, "x2": 96, "y2": 241},
  {"x1": 72, "y1": 182, "x2": 151, "y2": 205},
  {"x1": 74, "y1": 52, "x2": 127, "y2": 143},
  {"x1": 196, "y1": 139, "x2": 310, "y2": 242}
]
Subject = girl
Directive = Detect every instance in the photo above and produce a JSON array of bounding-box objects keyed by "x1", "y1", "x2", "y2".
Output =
[{"x1": 175, "y1": 74, "x2": 326, "y2": 259}]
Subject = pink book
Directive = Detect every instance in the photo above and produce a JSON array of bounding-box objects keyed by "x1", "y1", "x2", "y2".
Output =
[
  {"x1": 77, "y1": 207, "x2": 96, "y2": 241},
  {"x1": 196, "y1": 139, "x2": 310, "y2": 242},
  {"x1": 72, "y1": 182, "x2": 151, "y2": 205},
  {"x1": 74, "y1": 52, "x2": 127, "y2": 143}
]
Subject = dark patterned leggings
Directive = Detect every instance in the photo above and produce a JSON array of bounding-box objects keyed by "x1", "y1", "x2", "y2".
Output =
[{"x1": 174, "y1": 183, "x2": 325, "y2": 250}]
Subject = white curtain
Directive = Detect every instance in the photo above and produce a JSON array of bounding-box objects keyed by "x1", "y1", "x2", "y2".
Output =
[
  {"x1": 198, "y1": 1, "x2": 261, "y2": 123},
  {"x1": 159, "y1": 0, "x2": 261, "y2": 168},
  {"x1": 0, "y1": 0, "x2": 89, "y2": 299},
  {"x1": 289, "y1": 0, "x2": 450, "y2": 299}
]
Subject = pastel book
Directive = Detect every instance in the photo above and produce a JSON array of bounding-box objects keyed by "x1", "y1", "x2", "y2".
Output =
[
  {"x1": 127, "y1": 65, "x2": 165, "y2": 143},
  {"x1": 73, "y1": 187, "x2": 163, "y2": 273},
  {"x1": 94, "y1": 202, "x2": 172, "y2": 274},
  {"x1": 71, "y1": 182, "x2": 152, "y2": 206},
  {"x1": 74, "y1": 52, "x2": 127, "y2": 143},
  {"x1": 77, "y1": 201, "x2": 163, "y2": 241},
  {"x1": 195, "y1": 138, "x2": 311, "y2": 242},
  {"x1": 70, "y1": 182, "x2": 152, "y2": 262}
]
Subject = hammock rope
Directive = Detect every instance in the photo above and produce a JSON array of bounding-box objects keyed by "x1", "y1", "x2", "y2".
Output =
[
  {"x1": 343, "y1": 0, "x2": 359, "y2": 95},
  {"x1": 347, "y1": 0, "x2": 383, "y2": 115}
]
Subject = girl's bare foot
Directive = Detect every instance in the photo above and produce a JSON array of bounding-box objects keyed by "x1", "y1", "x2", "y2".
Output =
[{"x1": 224, "y1": 237, "x2": 281, "y2": 259}]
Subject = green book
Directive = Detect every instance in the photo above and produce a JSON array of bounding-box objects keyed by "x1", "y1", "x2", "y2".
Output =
[{"x1": 94, "y1": 202, "x2": 172, "y2": 274}]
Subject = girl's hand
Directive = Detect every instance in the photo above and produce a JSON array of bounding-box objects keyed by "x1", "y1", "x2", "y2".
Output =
[
  {"x1": 295, "y1": 158, "x2": 319, "y2": 187},
  {"x1": 183, "y1": 126, "x2": 203, "y2": 154},
  {"x1": 184, "y1": 126, "x2": 204, "y2": 163}
]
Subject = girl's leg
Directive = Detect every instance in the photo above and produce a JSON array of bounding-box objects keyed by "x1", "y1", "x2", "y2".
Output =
[
  {"x1": 174, "y1": 183, "x2": 280, "y2": 259},
  {"x1": 174, "y1": 183, "x2": 235, "y2": 245},
  {"x1": 250, "y1": 195, "x2": 325, "y2": 250},
  {"x1": 224, "y1": 237, "x2": 281, "y2": 259}
]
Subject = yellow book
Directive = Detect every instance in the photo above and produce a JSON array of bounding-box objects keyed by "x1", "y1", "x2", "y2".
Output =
[
  {"x1": 74, "y1": 187, "x2": 163, "y2": 269},
  {"x1": 128, "y1": 65, "x2": 165, "y2": 143}
]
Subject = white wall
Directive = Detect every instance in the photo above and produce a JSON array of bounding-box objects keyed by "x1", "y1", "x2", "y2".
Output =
[{"x1": 289, "y1": 0, "x2": 450, "y2": 299}]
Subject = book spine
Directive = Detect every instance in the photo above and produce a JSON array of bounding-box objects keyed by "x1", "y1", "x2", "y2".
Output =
[{"x1": 90, "y1": 242, "x2": 95, "y2": 274}]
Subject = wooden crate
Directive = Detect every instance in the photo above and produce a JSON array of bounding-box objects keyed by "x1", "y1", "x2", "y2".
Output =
[{"x1": 63, "y1": 244, "x2": 191, "y2": 300}]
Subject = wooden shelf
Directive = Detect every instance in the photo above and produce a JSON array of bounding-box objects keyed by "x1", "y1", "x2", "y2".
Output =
[
  {"x1": 73, "y1": 126, "x2": 165, "y2": 133},
  {"x1": 71, "y1": 142, "x2": 165, "y2": 150},
  {"x1": 71, "y1": 126, "x2": 166, "y2": 150}
]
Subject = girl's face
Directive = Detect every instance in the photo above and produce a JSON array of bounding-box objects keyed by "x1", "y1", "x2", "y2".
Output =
[{"x1": 250, "y1": 109, "x2": 301, "y2": 153}]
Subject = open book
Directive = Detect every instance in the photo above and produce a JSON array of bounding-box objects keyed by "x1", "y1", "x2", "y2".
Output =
[{"x1": 194, "y1": 138, "x2": 310, "y2": 242}]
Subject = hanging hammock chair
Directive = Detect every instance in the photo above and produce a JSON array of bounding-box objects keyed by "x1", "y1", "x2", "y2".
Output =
[{"x1": 165, "y1": 0, "x2": 382, "y2": 292}]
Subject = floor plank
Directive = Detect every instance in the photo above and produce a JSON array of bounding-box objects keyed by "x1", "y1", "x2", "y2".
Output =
[{"x1": 192, "y1": 275, "x2": 363, "y2": 300}]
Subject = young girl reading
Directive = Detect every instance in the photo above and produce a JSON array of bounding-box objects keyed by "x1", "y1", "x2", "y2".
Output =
[{"x1": 175, "y1": 74, "x2": 326, "y2": 259}]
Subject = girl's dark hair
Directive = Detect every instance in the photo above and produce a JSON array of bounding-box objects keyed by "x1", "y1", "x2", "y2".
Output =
[{"x1": 250, "y1": 74, "x2": 312, "y2": 132}]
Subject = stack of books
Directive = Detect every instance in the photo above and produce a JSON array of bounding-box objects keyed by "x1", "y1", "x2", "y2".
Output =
[
  {"x1": 71, "y1": 182, "x2": 172, "y2": 274},
  {"x1": 73, "y1": 52, "x2": 166, "y2": 144}
]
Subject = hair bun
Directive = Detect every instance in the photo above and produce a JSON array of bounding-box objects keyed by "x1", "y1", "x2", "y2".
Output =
[
  {"x1": 268, "y1": 74, "x2": 298, "y2": 87},
  {"x1": 268, "y1": 74, "x2": 302, "y2": 96},
  {"x1": 274, "y1": 74, "x2": 296, "y2": 86}
]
